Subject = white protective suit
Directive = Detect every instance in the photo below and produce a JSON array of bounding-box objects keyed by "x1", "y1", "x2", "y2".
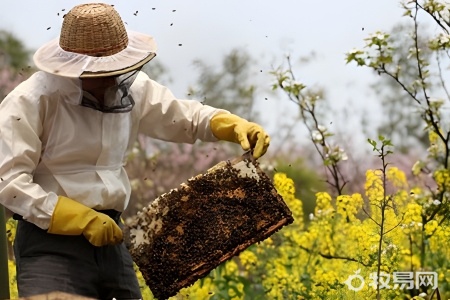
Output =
[{"x1": 0, "y1": 71, "x2": 227, "y2": 229}]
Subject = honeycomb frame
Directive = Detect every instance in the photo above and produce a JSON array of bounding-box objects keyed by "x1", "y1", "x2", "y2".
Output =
[{"x1": 126, "y1": 153, "x2": 294, "y2": 299}]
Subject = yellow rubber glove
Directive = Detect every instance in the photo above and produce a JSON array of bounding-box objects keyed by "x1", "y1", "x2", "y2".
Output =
[
  {"x1": 210, "y1": 113, "x2": 270, "y2": 159},
  {"x1": 48, "y1": 196, "x2": 123, "y2": 247}
]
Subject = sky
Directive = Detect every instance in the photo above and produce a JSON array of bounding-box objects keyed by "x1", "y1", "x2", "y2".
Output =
[{"x1": 0, "y1": 0, "x2": 408, "y2": 148}]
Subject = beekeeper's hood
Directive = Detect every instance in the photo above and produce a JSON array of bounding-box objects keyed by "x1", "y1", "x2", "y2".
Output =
[{"x1": 33, "y1": 3, "x2": 157, "y2": 78}]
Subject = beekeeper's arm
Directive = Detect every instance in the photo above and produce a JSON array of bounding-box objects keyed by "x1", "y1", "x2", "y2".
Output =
[
  {"x1": 0, "y1": 82, "x2": 121, "y2": 247},
  {"x1": 135, "y1": 72, "x2": 270, "y2": 158}
]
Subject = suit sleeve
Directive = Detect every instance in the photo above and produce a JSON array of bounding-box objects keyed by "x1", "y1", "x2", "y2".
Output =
[
  {"x1": 0, "y1": 83, "x2": 58, "y2": 229},
  {"x1": 133, "y1": 73, "x2": 230, "y2": 143}
]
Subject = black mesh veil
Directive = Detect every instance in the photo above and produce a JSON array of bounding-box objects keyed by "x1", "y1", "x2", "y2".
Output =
[{"x1": 81, "y1": 69, "x2": 140, "y2": 113}]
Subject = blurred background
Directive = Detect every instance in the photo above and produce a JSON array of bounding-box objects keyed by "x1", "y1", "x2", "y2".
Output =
[
  {"x1": 0, "y1": 0, "x2": 427, "y2": 218},
  {"x1": 1, "y1": 0, "x2": 403, "y2": 136}
]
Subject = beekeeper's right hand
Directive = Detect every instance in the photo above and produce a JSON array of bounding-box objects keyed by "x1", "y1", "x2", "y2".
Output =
[{"x1": 47, "y1": 196, "x2": 123, "y2": 247}]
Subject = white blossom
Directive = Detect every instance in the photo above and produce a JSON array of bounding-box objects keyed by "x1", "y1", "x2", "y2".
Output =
[
  {"x1": 439, "y1": 34, "x2": 450, "y2": 44},
  {"x1": 348, "y1": 48, "x2": 362, "y2": 54},
  {"x1": 376, "y1": 33, "x2": 385, "y2": 40},
  {"x1": 338, "y1": 149, "x2": 348, "y2": 161},
  {"x1": 312, "y1": 131, "x2": 323, "y2": 142}
]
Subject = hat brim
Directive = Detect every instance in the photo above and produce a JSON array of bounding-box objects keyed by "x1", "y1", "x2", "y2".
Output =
[
  {"x1": 80, "y1": 52, "x2": 156, "y2": 78},
  {"x1": 33, "y1": 30, "x2": 157, "y2": 78}
]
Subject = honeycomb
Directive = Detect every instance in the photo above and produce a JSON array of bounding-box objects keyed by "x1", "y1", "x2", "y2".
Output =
[{"x1": 126, "y1": 153, "x2": 294, "y2": 299}]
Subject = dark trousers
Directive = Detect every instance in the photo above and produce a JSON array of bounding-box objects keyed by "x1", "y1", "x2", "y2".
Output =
[{"x1": 13, "y1": 220, "x2": 142, "y2": 300}]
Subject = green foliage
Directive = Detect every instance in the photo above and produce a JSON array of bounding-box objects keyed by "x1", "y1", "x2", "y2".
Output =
[
  {"x1": 0, "y1": 30, "x2": 34, "y2": 100},
  {"x1": 0, "y1": 31, "x2": 31, "y2": 70},
  {"x1": 188, "y1": 49, "x2": 259, "y2": 121},
  {"x1": 368, "y1": 135, "x2": 394, "y2": 158}
]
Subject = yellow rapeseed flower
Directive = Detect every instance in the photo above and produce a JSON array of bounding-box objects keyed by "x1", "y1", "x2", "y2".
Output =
[
  {"x1": 387, "y1": 166, "x2": 408, "y2": 189},
  {"x1": 365, "y1": 169, "x2": 385, "y2": 204},
  {"x1": 424, "y1": 220, "x2": 439, "y2": 236},
  {"x1": 336, "y1": 193, "x2": 363, "y2": 221},
  {"x1": 274, "y1": 172, "x2": 304, "y2": 228},
  {"x1": 225, "y1": 260, "x2": 239, "y2": 275},
  {"x1": 403, "y1": 203, "x2": 422, "y2": 224},
  {"x1": 428, "y1": 129, "x2": 446, "y2": 157},
  {"x1": 315, "y1": 192, "x2": 334, "y2": 216},
  {"x1": 239, "y1": 250, "x2": 258, "y2": 270},
  {"x1": 434, "y1": 168, "x2": 450, "y2": 191},
  {"x1": 6, "y1": 218, "x2": 17, "y2": 243},
  {"x1": 8, "y1": 260, "x2": 18, "y2": 299}
]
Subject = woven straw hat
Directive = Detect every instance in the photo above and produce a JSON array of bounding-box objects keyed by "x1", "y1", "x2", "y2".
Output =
[{"x1": 33, "y1": 3, "x2": 157, "y2": 78}]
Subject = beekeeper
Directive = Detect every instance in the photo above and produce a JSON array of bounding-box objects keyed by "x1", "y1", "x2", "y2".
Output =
[{"x1": 0, "y1": 3, "x2": 270, "y2": 299}]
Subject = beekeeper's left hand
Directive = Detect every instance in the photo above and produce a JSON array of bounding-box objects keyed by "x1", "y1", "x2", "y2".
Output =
[{"x1": 210, "y1": 113, "x2": 270, "y2": 159}]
